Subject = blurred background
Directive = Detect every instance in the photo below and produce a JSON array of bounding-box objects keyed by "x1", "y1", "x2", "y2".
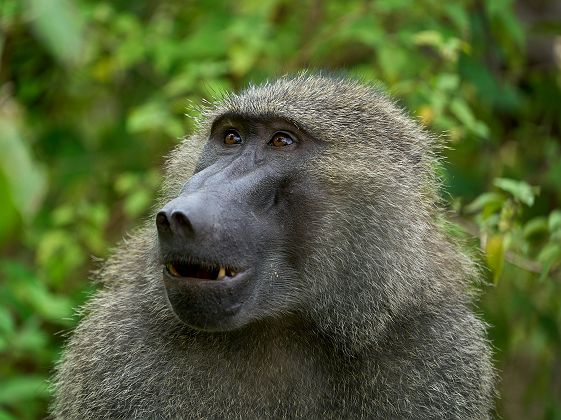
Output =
[{"x1": 1, "y1": 0, "x2": 560, "y2": 418}]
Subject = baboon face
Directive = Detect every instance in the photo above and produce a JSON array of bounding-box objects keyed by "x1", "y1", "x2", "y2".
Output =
[{"x1": 156, "y1": 114, "x2": 326, "y2": 331}]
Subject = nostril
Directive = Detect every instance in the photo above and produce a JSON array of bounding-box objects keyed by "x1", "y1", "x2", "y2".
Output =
[
  {"x1": 156, "y1": 211, "x2": 171, "y2": 232},
  {"x1": 171, "y1": 211, "x2": 194, "y2": 233}
]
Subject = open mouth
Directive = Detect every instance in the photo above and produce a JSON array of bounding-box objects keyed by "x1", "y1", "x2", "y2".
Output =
[{"x1": 165, "y1": 259, "x2": 239, "y2": 281}]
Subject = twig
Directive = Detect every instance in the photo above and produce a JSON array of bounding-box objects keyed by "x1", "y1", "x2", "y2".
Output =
[{"x1": 450, "y1": 215, "x2": 561, "y2": 280}]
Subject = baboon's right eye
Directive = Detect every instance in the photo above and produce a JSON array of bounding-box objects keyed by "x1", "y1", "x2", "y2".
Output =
[{"x1": 224, "y1": 130, "x2": 242, "y2": 145}]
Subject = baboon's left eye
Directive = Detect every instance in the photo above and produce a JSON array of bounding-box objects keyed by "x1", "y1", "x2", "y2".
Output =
[
  {"x1": 268, "y1": 132, "x2": 294, "y2": 147},
  {"x1": 224, "y1": 130, "x2": 242, "y2": 145}
]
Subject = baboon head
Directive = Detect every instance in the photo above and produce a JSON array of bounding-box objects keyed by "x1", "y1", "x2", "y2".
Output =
[{"x1": 156, "y1": 74, "x2": 445, "y2": 341}]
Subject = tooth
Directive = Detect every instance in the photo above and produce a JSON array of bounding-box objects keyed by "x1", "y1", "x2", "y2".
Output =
[
  {"x1": 218, "y1": 266, "x2": 226, "y2": 279},
  {"x1": 230, "y1": 270, "x2": 237, "y2": 277}
]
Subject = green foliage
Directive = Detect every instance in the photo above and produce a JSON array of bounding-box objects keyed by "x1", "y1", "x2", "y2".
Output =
[{"x1": 1, "y1": 0, "x2": 560, "y2": 418}]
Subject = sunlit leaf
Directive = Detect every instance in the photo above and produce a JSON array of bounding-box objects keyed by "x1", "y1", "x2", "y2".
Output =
[
  {"x1": 82, "y1": 203, "x2": 109, "y2": 228},
  {"x1": 485, "y1": 234, "x2": 505, "y2": 284},
  {"x1": 417, "y1": 105, "x2": 434, "y2": 125},
  {"x1": 124, "y1": 190, "x2": 152, "y2": 218},
  {"x1": 413, "y1": 30, "x2": 444, "y2": 49},
  {"x1": 127, "y1": 100, "x2": 184, "y2": 139},
  {"x1": 115, "y1": 173, "x2": 139, "y2": 194},
  {"x1": 436, "y1": 73, "x2": 460, "y2": 92},
  {"x1": 377, "y1": 46, "x2": 408, "y2": 83},
  {"x1": 0, "y1": 117, "x2": 47, "y2": 219},
  {"x1": 465, "y1": 192, "x2": 505, "y2": 214},
  {"x1": 26, "y1": 0, "x2": 85, "y2": 65},
  {"x1": 549, "y1": 210, "x2": 561, "y2": 233},
  {"x1": 52, "y1": 206, "x2": 75, "y2": 226},
  {"x1": 494, "y1": 178, "x2": 538, "y2": 206}
]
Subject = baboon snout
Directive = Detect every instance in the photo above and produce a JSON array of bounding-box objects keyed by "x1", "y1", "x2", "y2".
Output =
[
  {"x1": 157, "y1": 209, "x2": 192, "y2": 237},
  {"x1": 156, "y1": 196, "x2": 206, "y2": 239}
]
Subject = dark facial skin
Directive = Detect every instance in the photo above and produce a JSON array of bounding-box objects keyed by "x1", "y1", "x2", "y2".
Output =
[{"x1": 156, "y1": 115, "x2": 325, "y2": 332}]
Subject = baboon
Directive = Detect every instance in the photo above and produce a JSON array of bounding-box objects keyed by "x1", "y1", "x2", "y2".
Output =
[{"x1": 52, "y1": 74, "x2": 495, "y2": 419}]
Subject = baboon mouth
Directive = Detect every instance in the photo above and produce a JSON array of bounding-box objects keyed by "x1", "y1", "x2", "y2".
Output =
[{"x1": 165, "y1": 260, "x2": 239, "y2": 281}]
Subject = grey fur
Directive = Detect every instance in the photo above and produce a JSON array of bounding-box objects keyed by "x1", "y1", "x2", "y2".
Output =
[{"x1": 51, "y1": 74, "x2": 495, "y2": 419}]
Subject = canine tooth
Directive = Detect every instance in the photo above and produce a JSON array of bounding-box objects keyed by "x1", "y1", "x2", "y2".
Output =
[{"x1": 218, "y1": 266, "x2": 226, "y2": 279}]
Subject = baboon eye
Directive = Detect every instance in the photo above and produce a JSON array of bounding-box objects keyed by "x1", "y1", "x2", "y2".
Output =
[
  {"x1": 224, "y1": 130, "x2": 242, "y2": 145},
  {"x1": 268, "y1": 132, "x2": 294, "y2": 147}
]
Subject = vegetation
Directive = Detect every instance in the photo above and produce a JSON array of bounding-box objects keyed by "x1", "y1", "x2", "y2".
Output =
[{"x1": 1, "y1": 1, "x2": 560, "y2": 418}]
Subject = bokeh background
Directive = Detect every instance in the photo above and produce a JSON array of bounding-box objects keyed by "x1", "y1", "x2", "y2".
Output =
[{"x1": 1, "y1": 0, "x2": 560, "y2": 418}]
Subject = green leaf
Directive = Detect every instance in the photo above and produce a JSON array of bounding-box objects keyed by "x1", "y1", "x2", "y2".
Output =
[
  {"x1": 0, "y1": 307, "x2": 15, "y2": 336},
  {"x1": 124, "y1": 190, "x2": 152, "y2": 218},
  {"x1": 26, "y1": 0, "x2": 85, "y2": 65},
  {"x1": 523, "y1": 217, "x2": 549, "y2": 239},
  {"x1": 25, "y1": 281, "x2": 74, "y2": 323},
  {"x1": 83, "y1": 203, "x2": 109, "y2": 228},
  {"x1": 449, "y1": 98, "x2": 489, "y2": 138},
  {"x1": 0, "y1": 376, "x2": 49, "y2": 404},
  {"x1": 11, "y1": 320, "x2": 48, "y2": 353},
  {"x1": 548, "y1": 210, "x2": 561, "y2": 233},
  {"x1": 127, "y1": 100, "x2": 184, "y2": 139},
  {"x1": 538, "y1": 243, "x2": 561, "y2": 264},
  {"x1": 436, "y1": 73, "x2": 460, "y2": 92},
  {"x1": 0, "y1": 408, "x2": 17, "y2": 420},
  {"x1": 0, "y1": 117, "x2": 47, "y2": 219},
  {"x1": 377, "y1": 46, "x2": 408, "y2": 83},
  {"x1": 115, "y1": 173, "x2": 139, "y2": 194},
  {"x1": 494, "y1": 178, "x2": 538, "y2": 206},
  {"x1": 36, "y1": 229, "x2": 85, "y2": 284},
  {"x1": 0, "y1": 171, "x2": 19, "y2": 241},
  {"x1": 464, "y1": 192, "x2": 505, "y2": 214},
  {"x1": 485, "y1": 234, "x2": 505, "y2": 284},
  {"x1": 537, "y1": 243, "x2": 561, "y2": 280},
  {"x1": 52, "y1": 205, "x2": 75, "y2": 226},
  {"x1": 413, "y1": 30, "x2": 444, "y2": 49}
]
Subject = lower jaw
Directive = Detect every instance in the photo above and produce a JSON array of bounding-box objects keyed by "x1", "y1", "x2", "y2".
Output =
[{"x1": 161, "y1": 268, "x2": 252, "y2": 331}]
